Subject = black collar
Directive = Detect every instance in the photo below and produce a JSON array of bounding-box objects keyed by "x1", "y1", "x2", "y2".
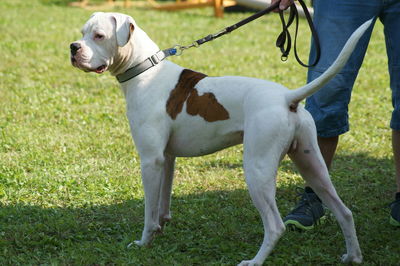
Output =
[{"x1": 116, "y1": 48, "x2": 176, "y2": 83}]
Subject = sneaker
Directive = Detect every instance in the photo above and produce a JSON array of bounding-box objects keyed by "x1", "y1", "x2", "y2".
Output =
[
  {"x1": 283, "y1": 187, "x2": 325, "y2": 230},
  {"x1": 389, "y1": 193, "x2": 400, "y2": 227}
]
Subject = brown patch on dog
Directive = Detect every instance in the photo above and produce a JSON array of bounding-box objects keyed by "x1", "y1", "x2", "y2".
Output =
[{"x1": 166, "y1": 69, "x2": 230, "y2": 122}]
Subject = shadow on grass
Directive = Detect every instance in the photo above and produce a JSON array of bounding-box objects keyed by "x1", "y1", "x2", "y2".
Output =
[{"x1": 1, "y1": 152, "x2": 398, "y2": 265}]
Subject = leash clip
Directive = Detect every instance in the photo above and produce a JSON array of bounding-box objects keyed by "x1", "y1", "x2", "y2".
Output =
[
  {"x1": 172, "y1": 42, "x2": 200, "y2": 56},
  {"x1": 172, "y1": 45, "x2": 184, "y2": 56}
]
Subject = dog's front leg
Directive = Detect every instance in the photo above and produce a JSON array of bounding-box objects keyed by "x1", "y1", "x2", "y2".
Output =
[
  {"x1": 159, "y1": 153, "x2": 176, "y2": 229},
  {"x1": 134, "y1": 155, "x2": 166, "y2": 246}
]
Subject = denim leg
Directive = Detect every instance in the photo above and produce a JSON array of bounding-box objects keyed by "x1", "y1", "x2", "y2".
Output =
[
  {"x1": 305, "y1": 0, "x2": 381, "y2": 137},
  {"x1": 380, "y1": 0, "x2": 400, "y2": 130}
]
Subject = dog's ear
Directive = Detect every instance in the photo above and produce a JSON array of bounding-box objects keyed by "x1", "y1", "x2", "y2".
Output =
[{"x1": 111, "y1": 14, "x2": 135, "y2": 47}]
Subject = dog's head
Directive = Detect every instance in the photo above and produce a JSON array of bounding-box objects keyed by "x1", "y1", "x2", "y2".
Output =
[{"x1": 70, "y1": 12, "x2": 135, "y2": 74}]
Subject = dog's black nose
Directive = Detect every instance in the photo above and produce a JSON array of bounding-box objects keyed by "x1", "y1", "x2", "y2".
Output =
[{"x1": 70, "y1": 43, "x2": 81, "y2": 56}]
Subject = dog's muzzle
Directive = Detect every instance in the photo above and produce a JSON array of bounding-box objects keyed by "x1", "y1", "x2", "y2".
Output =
[{"x1": 70, "y1": 42, "x2": 81, "y2": 56}]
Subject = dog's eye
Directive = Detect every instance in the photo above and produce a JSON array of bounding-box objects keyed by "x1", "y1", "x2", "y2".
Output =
[{"x1": 94, "y1": 33, "x2": 105, "y2": 40}]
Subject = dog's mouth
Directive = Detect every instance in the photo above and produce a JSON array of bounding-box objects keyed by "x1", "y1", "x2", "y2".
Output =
[
  {"x1": 71, "y1": 56, "x2": 78, "y2": 66},
  {"x1": 94, "y1": 64, "x2": 107, "y2": 74},
  {"x1": 71, "y1": 56, "x2": 108, "y2": 74}
]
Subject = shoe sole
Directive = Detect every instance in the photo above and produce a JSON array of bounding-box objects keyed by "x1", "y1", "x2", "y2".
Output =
[
  {"x1": 390, "y1": 216, "x2": 400, "y2": 227},
  {"x1": 284, "y1": 219, "x2": 314, "y2": 231},
  {"x1": 284, "y1": 215, "x2": 327, "y2": 231}
]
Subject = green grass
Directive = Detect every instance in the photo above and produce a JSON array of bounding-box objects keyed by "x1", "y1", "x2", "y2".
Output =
[{"x1": 0, "y1": 0, "x2": 398, "y2": 264}]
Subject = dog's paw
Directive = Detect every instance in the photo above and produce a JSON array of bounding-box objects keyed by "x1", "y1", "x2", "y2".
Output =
[
  {"x1": 134, "y1": 240, "x2": 147, "y2": 246},
  {"x1": 238, "y1": 260, "x2": 260, "y2": 266},
  {"x1": 126, "y1": 240, "x2": 147, "y2": 249},
  {"x1": 159, "y1": 214, "x2": 172, "y2": 228},
  {"x1": 128, "y1": 225, "x2": 162, "y2": 248},
  {"x1": 341, "y1": 254, "x2": 362, "y2": 264}
]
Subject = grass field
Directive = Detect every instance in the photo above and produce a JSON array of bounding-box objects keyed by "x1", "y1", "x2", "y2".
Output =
[{"x1": 0, "y1": 0, "x2": 398, "y2": 264}]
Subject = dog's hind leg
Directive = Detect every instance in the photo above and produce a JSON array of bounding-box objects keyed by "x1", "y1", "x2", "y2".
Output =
[
  {"x1": 288, "y1": 110, "x2": 362, "y2": 264},
  {"x1": 239, "y1": 160, "x2": 285, "y2": 266},
  {"x1": 159, "y1": 153, "x2": 176, "y2": 229},
  {"x1": 238, "y1": 112, "x2": 289, "y2": 266}
]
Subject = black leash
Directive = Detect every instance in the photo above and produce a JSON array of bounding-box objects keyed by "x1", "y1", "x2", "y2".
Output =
[
  {"x1": 116, "y1": 0, "x2": 321, "y2": 83},
  {"x1": 276, "y1": 0, "x2": 320, "y2": 67},
  {"x1": 190, "y1": 1, "x2": 283, "y2": 48},
  {"x1": 174, "y1": 0, "x2": 320, "y2": 67}
]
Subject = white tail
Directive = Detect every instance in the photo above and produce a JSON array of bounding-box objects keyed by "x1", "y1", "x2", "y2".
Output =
[{"x1": 286, "y1": 18, "x2": 374, "y2": 106}]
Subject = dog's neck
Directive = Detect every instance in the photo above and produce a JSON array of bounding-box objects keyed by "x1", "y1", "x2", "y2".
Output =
[{"x1": 109, "y1": 27, "x2": 160, "y2": 77}]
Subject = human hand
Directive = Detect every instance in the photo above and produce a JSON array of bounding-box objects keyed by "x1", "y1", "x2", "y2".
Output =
[{"x1": 271, "y1": 0, "x2": 294, "y2": 11}]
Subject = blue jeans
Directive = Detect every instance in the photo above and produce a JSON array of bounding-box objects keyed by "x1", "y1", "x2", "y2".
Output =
[{"x1": 305, "y1": 0, "x2": 400, "y2": 137}]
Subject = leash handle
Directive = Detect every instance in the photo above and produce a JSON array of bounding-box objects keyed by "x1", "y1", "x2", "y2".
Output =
[
  {"x1": 294, "y1": 0, "x2": 320, "y2": 67},
  {"x1": 276, "y1": 0, "x2": 321, "y2": 67}
]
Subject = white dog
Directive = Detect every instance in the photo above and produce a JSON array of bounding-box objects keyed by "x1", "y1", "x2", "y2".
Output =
[{"x1": 71, "y1": 12, "x2": 371, "y2": 265}]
